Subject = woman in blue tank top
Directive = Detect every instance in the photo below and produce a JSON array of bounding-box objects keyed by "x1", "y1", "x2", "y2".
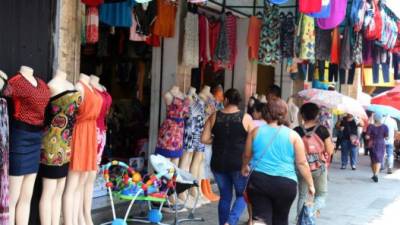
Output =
[{"x1": 242, "y1": 99, "x2": 315, "y2": 225}]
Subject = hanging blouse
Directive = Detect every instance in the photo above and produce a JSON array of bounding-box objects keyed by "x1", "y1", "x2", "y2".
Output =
[
  {"x1": 86, "y1": 6, "x2": 99, "y2": 44},
  {"x1": 199, "y1": 14, "x2": 210, "y2": 63},
  {"x1": 153, "y1": 0, "x2": 177, "y2": 38},
  {"x1": 258, "y1": 4, "x2": 281, "y2": 66},
  {"x1": 330, "y1": 27, "x2": 341, "y2": 65},
  {"x1": 308, "y1": 0, "x2": 331, "y2": 18},
  {"x1": 315, "y1": 26, "x2": 332, "y2": 61},
  {"x1": 352, "y1": 33, "x2": 363, "y2": 65},
  {"x1": 317, "y1": 0, "x2": 347, "y2": 30},
  {"x1": 214, "y1": 14, "x2": 229, "y2": 64},
  {"x1": 134, "y1": 1, "x2": 157, "y2": 36},
  {"x1": 340, "y1": 27, "x2": 353, "y2": 70},
  {"x1": 247, "y1": 16, "x2": 262, "y2": 61},
  {"x1": 299, "y1": 0, "x2": 322, "y2": 13},
  {"x1": 226, "y1": 13, "x2": 237, "y2": 69},
  {"x1": 99, "y1": 0, "x2": 136, "y2": 27},
  {"x1": 298, "y1": 14, "x2": 315, "y2": 63},
  {"x1": 182, "y1": 12, "x2": 199, "y2": 68},
  {"x1": 130, "y1": 12, "x2": 147, "y2": 41},
  {"x1": 350, "y1": 0, "x2": 367, "y2": 32},
  {"x1": 280, "y1": 13, "x2": 295, "y2": 59}
]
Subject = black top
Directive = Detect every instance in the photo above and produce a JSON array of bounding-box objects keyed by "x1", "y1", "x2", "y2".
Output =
[
  {"x1": 134, "y1": 1, "x2": 156, "y2": 36},
  {"x1": 340, "y1": 119, "x2": 358, "y2": 140},
  {"x1": 211, "y1": 110, "x2": 247, "y2": 172},
  {"x1": 294, "y1": 125, "x2": 330, "y2": 141}
]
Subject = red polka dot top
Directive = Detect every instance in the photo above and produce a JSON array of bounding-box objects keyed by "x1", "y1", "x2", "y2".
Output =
[{"x1": 4, "y1": 73, "x2": 50, "y2": 126}]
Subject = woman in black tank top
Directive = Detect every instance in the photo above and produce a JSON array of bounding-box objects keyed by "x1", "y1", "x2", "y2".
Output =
[{"x1": 201, "y1": 88, "x2": 253, "y2": 225}]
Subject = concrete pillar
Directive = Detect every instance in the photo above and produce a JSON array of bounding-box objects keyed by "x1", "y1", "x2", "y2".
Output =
[{"x1": 274, "y1": 60, "x2": 294, "y2": 101}]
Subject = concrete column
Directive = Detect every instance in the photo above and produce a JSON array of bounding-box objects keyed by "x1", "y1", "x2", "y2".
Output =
[
  {"x1": 53, "y1": 0, "x2": 82, "y2": 82},
  {"x1": 275, "y1": 60, "x2": 294, "y2": 100}
]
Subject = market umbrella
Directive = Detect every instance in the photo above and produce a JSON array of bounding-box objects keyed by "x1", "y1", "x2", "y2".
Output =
[
  {"x1": 371, "y1": 92, "x2": 400, "y2": 110},
  {"x1": 367, "y1": 104, "x2": 400, "y2": 120},
  {"x1": 357, "y1": 92, "x2": 371, "y2": 107},
  {"x1": 297, "y1": 89, "x2": 367, "y2": 119}
]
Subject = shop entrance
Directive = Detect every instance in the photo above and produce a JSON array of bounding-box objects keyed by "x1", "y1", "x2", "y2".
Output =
[{"x1": 257, "y1": 64, "x2": 275, "y2": 95}]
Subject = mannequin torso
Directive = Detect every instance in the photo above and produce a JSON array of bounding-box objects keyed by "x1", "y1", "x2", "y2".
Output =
[
  {"x1": 76, "y1": 73, "x2": 92, "y2": 99},
  {"x1": 90, "y1": 75, "x2": 106, "y2": 92},
  {"x1": 47, "y1": 70, "x2": 75, "y2": 97},
  {"x1": 164, "y1": 86, "x2": 185, "y2": 105},
  {"x1": 0, "y1": 70, "x2": 8, "y2": 92},
  {"x1": 19, "y1": 66, "x2": 37, "y2": 87}
]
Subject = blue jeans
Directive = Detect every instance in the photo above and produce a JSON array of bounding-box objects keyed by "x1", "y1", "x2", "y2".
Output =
[
  {"x1": 341, "y1": 139, "x2": 358, "y2": 167},
  {"x1": 383, "y1": 144, "x2": 394, "y2": 169},
  {"x1": 213, "y1": 171, "x2": 247, "y2": 225},
  {"x1": 372, "y1": 63, "x2": 390, "y2": 83}
]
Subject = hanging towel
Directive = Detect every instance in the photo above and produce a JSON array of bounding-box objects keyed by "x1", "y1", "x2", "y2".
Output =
[
  {"x1": 308, "y1": 0, "x2": 331, "y2": 18},
  {"x1": 317, "y1": 0, "x2": 347, "y2": 30},
  {"x1": 299, "y1": 0, "x2": 322, "y2": 13}
]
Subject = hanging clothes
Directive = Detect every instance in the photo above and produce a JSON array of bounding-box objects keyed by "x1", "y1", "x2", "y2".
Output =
[
  {"x1": 96, "y1": 90, "x2": 112, "y2": 165},
  {"x1": 199, "y1": 14, "x2": 210, "y2": 64},
  {"x1": 214, "y1": 14, "x2": 234, "y2": 67},
  {"x1": 134, "y1": 1, "x2": 157, "y2": 36},
  {"x1": 298, "y1": 14, "x2": 315, "y2": 63},
  {"x1": 317, "y1": 0, "x2": 347, "y2": 30},
  {"x1": 208, "y1": 18, "x2": 223, "y2": 70},
  {"x1": 364, "y1": 0, "x2": 382, "y2": 41},
  {"x1": 248, "y1": 16, "x2": 262, "y2": 61},
  {"x1": 99, "y1": 0, "x2": 136, "y2": 27},
  {"x1": 352, "y1": 32, "x2": 363, "y2": 65},
  {"x1": 130, "y1": 12, "x2": 147, "y2": 41},
  {"x1": 82, "y1": 0, "x2": 103, "y2": 6},
  {"x1": 308, "y1": 0, "x2": 331, "y2": 18},
  {"x1": 340, "y1": 26, "x2": 353, "y2": 70},
  {"x1": 182, "y1": 12, "x2": 200, "y2": 68},
  {"x1": 350, "y1": 0, "x2": 367, "y2": 32},
  {"x1": 258, "y1": 4, "x2": 281, "y2": 66},
  {"x1": 330, "y1": 27, "x2": 341, "y2": 65},
  {"x1": 81, "y1": 4, "x2": 86, "y2": 45},
  {"x1": 153, "y1": 0, "x2": 177, "y2": 38},
  {"x1": 315, "y1": 26, "x2": 332, "y2": 61},
  {"x1": 0, "y1": 98, "x2": 9, "y2": 225},
  {"x1": 86, "y1": 6, "x2": 99, "y2": 44},
  {"x1": 299, "y1": 0, "x2": 322, "y2": 13},
  {"x1": 280, "y1": 13, "x2": 295, "y2": 59},
  {"x1": 225, "y1": 13, "x2": 237, "y2": 69}
]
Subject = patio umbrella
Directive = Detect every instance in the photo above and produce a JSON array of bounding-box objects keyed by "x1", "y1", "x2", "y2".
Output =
[
  {"x1": 297, "y1": 89, "x2": 367, "y2": 119},
  {"x1": 367, "y1": 104, "x2": 400, "y2": 120},
  {"x1": 357, "y1": 92, "x2": 371, "y2": 107},
  {"x1": 371, "y1": 93, "x2": 400, "y2": 110}
]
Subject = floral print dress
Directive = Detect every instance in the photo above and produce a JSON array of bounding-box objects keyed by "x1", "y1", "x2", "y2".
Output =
[
  {"x1": 155, "y1": 97, "x2": 190, "y2": 158},
  {"x1": 258, "y1": 3, "x2": 281, "y2": 66},
  {"x1": 0, "y1": 98, "x2": 9, "y2": 224}
]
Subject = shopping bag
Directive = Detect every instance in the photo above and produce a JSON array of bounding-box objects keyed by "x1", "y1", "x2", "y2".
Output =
[{"x1": 297, "y1": 203, "x2": 316, "y2": 225}]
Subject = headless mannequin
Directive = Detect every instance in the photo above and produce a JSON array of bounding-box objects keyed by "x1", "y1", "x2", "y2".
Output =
[
  {"x1": 9, "y1": 66, "x2": 37, "y2": 225},
  {"x1": 39, "y1": 70, "x2": 75, "y2": 225},
  {"x1": 163, "y1": 86, "x2": 185, "y2": 165},
  {"x1": 178, "y1": 87, "x2": 209, "y2": 206},
  {"x1": 63, "y1": 74, "x2": 91, "y2": 225},
  {"x1": 0, "y1": 70, "x2": 8, "y2": 91}
]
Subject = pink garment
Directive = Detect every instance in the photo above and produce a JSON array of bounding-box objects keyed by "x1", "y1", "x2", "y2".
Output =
[
  {"x1": 225, "y1": 14, "x2": 237, "y2": 69},
  {"x1": 95, "y1": 90, "x2": 112, "y2": 164},
  {"x1": 199, "y1": 15, "x2": 210, "y2": 64},
  {"x1": 130, "y1": 12, "x2": 147, "y2": 41},
  {"x1": 208, "y1": 19, "x2": 223, "y2": 71},
  {"x1": 86, "y1": 6, "x2": 99, "y2": 44},
  {"x1": 317, "y1": 0, "x2": 347, "y2": 30}
]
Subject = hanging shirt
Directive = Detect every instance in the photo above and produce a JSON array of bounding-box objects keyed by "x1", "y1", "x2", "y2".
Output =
[
  {"x1": 199, "y1": 14, "x2": 210, "y2": 63},
  {"x1": 130, "y1": 12, "x2": 147, "y2": 41},
  {"x1": 134, "y1": 1, "x2": 157, "y2": 36},
  {"x1": 298, "y1": 14, "x2": 315, "y2": 63},
  {"x1": 153, "y1": 0, "x2": 177, "y2": 38},
  {"x1": 248, "y1": 16, "x2": 262, "y2": 61},
  {"x1": 99, "y1": 0, "x2": 136, "y2": 27},
  {"x1": 258, "y1": 4, "x2": 281, "y2": 66},
  {"x1": 299, "y1": 0, "x2": 322, "y2": 13}
]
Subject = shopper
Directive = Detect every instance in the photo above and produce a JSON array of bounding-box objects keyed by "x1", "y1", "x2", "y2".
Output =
[
  {"x1": 382, "y1": 115, "x2": 398, "y2": 174},
  {"x1": 242, "y1": 99, "x2": 315, "y2": 225},
  {"x1": 201, "y1": 88, "x2": 253, "y2": 225},
  {"x1": 266, "y1": 84, "x2": 281, "y2": 102},
  {"x1": 294, "y1": 103, "x2": 334, "y2": 218},
  {"x1": 366, "y1": 113, "x2": 388, "y2": 182},
  {"x1": 338, "y1": 114, "x2": 361, "y2": 170},
  {"x1": 252, "y1": 102, "x2": 267, "y2": 127}
]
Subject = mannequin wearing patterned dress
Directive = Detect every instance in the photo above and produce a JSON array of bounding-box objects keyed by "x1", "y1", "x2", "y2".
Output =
[
  {"x1": 179, "y1": 87, "x2": 209, "y2": 207},
  {"x1": 155, "y1": 86, "x2": 188, "y2": 165},
  {"x1": 0, "y1": 70, "x2": 9, "y2": 225},
  {"x1": 63, "y1": 73, "x2": 103, "y2": 225},
  {"x1": 39, "y1": 69, "x2": 80, "y2": 225},
  {"x1": 8, "y1": 66, "x2": 51, "y2": 225}
]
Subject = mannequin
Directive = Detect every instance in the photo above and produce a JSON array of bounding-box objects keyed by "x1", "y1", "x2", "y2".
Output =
[
  {"x1": 179, "y1": 87, "x2": 209, "y2": 207},
  {"x1": 155, "y1": 86, "x2": 188, "y2": 166},
  {"x1": 40, "y1": 69, "x2": 80, "y2": 225},
  {"x1": 0, "y1": 70, "x2": 8, "y2": 225},
  {"x1": 8, "y1": 66, "x2": 51, "y2": 225},
  {"x1": 63, "y1": 73, "x2": 103, "y2": 225},
  {"x1": 258, "y1": 94, "x2": 267, "y2": 103}
]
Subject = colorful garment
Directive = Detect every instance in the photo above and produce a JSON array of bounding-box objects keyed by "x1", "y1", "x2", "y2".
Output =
[
  {"x1": 248, "y1": 16, "x2": 262, "y2": 61},
  {"x1": 308, "y1": 0, "x2": 331, "y2": 18},
  {"x1": 153, "y1": 0, "x2": 177, "y2": 38},
  {"x1": 86, "y1": 6, "x2": 99, "y2": 44},
  {"x1": 41, "y1": 91, "x2": 81, "y2": 166},
  {"x1": 298, "y1": 14, "x2": 316, "y2": 63},
  {"x1": 155, "y1": 97, "x2": 190, "y2": 158},
  {"x1": 258, "y1": 4, "x2": 281, "y2": 66},
  {"x1": 99, "y1": 0, "x2": 136, "y2": 27},
  {"x1": 182, "y1": 12, "x2": 199, "y2": 68},
  {"x1": 0, "y1": 98, "x2": 9, "y2": 224},
  {"x1": 299, "y1": 0, "x2": 322, "y2": 13},
  {"x1": 317, "y1": 0, "x2": 347, "y2": 30},
  {"x1": 96, "y1": 90, "x2": 112, "y2": 165},
  {"x1": 130, "y1": 12, "x2": 147, "y2": 41},
  {"x1": 199, "y1": 14, "x2": 210, "y2": 63},
  {"x1": 184, "y1": 95, "x2": 206, "y2": 152}
]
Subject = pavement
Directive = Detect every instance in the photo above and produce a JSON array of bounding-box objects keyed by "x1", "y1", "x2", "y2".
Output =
[{"x1": 93, "y1": 151, "x2": 400, "y2": 225}]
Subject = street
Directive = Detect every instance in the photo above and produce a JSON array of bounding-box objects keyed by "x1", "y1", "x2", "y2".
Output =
[{"x1": 94, "y1": 151, "x2": 400, "y2": 225}]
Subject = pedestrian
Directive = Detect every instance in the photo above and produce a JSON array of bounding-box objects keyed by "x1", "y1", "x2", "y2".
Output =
[
  {"x1": 242, "y1": 99, "x2": 315, "y2": 225},
  {"x1": 266, "y1": 84, "x2": 281, "y2": 102},
  {"x1": 201, "y1": 88, "x2": 253, "y2": 225},
  {"x1": 382, "y1": 115, "x2": 398, "y2": 174},
  {"x1": 294, "y1": 103, "x2": 334, "y2": 218},
  {"x1": 337, "y1": 114, "x2": 362, "y2": 170},
  {"x1": 251, "y1": 102, "x2": 267, "y2": 127},
  {"x1": 366, "y1": 113, "x2": 388, "y2": 183},
  {"x1": 362, "y1": 111, "x2": 374, "y2": 156}
]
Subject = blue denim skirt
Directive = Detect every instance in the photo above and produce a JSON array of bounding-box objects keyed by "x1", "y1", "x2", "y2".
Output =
[{"x1": 9, "y1": 124, "x2": 42, "y2": 176}]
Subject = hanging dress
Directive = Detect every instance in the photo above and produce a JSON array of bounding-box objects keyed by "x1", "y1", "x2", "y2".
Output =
[
  {"x1": 95, "y1": 90, "x2": 112, "y2": 165},
  {"x1": 155, "y1": 97, "x2": 190, "y2": 158},
  {"x1": 247, "y1": 16, "x2": 262, "y2": 61},
  {"x1": 258, "y1": 4, "x2": 281, "y2": 66},
  {"x1": 70, "y1": 83, "x2": 103, "y2": 171},
  {"x1": 0, "y1": 97, "x2": 9, "y2": 224},
  {"x1": 153, "y1": 0, "x2": 177, "y2": 38},
  {"x1": 184, "y1": 95, "x2": 206, "y2": 153},
  {"x1": 40, "y1": 91, "x2": 81, "y2": 179}
]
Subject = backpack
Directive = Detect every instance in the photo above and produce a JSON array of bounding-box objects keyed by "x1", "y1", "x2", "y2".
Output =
[{"x1": 302, "y1": 125, "x2": 326, "y2": 171}]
